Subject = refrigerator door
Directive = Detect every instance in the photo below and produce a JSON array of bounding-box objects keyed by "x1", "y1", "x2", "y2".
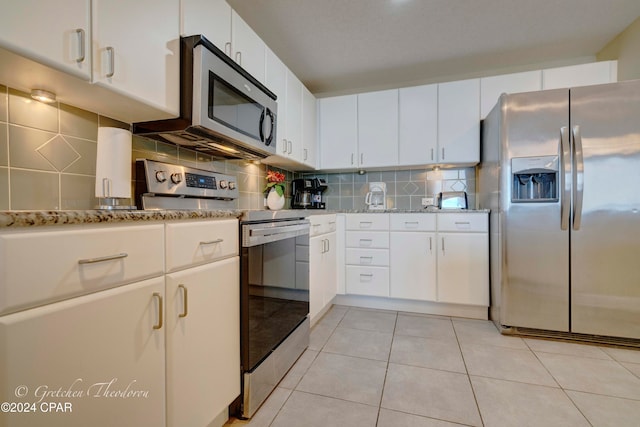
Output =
[
  {"x1": 501, "y1": 90, "x2": 570, "y2": 331},
  {"x1": 570, "y1": 81, "x2": 640, "y2": 339}
]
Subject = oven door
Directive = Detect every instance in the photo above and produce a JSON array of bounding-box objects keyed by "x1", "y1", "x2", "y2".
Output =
[{"x1": 240, "y1": 219, "x2": 310, "y2": 373}]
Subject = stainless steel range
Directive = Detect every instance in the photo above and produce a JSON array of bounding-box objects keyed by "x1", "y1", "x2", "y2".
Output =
[{"x1": 235, "y1": 210, "x2": 310, "y2": 419}]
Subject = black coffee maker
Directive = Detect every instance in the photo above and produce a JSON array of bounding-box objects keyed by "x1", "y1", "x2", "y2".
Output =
[{"x1": 291, "y1": 178, "x2": 327, "y2": 209}]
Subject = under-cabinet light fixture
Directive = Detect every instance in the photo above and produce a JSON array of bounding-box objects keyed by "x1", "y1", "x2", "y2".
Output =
[{"x1": 30, "y1": 89, "x2": 57, "y2": 104}]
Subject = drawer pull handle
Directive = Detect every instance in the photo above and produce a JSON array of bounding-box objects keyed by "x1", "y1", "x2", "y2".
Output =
[
  {"x1": 312, "y1": 224, "x2": 322, "y2": 227},
  {"x1": 178, "y1": 285, "x2": 188, "y2": 318},
  {"x1": 455, "y1": 222, "x2": 470, "y2": 225},
  {"x1": 329, "y1": 221, "x2": 336, "y2": 224},
  {"x1": 78, "y1": 253, "x2": 128, "y2": 264},
  {"x1": 75, "y1": 28, "x2": 85, "y2": 63},
  {"x1": 429, "y1": 237, "x2": 432, "y2": 252},
  {"x1": 105, "y1": 46, "x2": 115, "y2": 78},
  {"x1": 153, "y1": 293, "x2": 163, "y2": 330},
  {"x1": 405, "y1": 221, "x2": 419, "y2": 224},
  {"x1": 360, "y1": 256, "x2": 373, "y2": 259},
  {"x1": 360, "y1": 273, "x2": 374, "y2": 277},
  {"x1": 200, "y1": 239, "x2": 224, "y2": 245}
]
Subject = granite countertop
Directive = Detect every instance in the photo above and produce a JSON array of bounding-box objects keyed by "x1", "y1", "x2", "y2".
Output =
[
  {"x1": 0, "y1": 209, "x2": 242, "y2": 228},
  {"x1": 330, "y1": 208, "x2": 490, "y2": 214}
]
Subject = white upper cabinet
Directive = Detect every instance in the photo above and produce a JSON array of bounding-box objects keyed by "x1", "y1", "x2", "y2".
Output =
[
  {"x1": 181, "y1": 0, "x2": 265, "y2": 83},
  {"x1": 92, "y1": 0, "x2": 179, "y2": 114},
  {"x1": 302, "y1": 86, "x2": 318, "y2": 168},
  {"x1": 265, "y1": 48, "x2": 288, "y2": 156},
  {"x1": 398, "y1": 84, "x2": 438, "y2": 166},
  {"x1": 180, "y1": 0, "x2": 231, "y2": 51},
  {"x1": 438, "y1": 78, "x2": 480, "y2": 165},
  {"x1": 231, "y1": 11, "x2": 266, "y2": 83},
  {"x1": 480, "y1": 70, "x2": 542, "y2": 118},
  {"x1": 0, "y1": 0, "x2": 92, "y2": 80},
  {"x1": 285, "y1": 69, "x2": 304, "y2": 162},
  {"x1": 542, "y1": 61, "x2": 617, "y2": 90},
  {"x1": 357, "y1": 89, "x2": 399, "y2": 168},
  {"x1": 319, "y1": 95, "x2": 358, "y2": 169}
]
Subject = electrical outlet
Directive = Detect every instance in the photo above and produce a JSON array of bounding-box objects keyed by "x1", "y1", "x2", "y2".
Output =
[{"x1": 422, "y1": 197, "x2": 434, "y2": 206}]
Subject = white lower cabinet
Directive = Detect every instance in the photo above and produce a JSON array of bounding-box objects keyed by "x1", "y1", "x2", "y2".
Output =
[
  {"x1": 0, "y1": 277, "x2": 166, "y2": 427},
  {"x1": 437, "y1": 233, "x2": 489, "y2": 305},
  {"x1": 165, "y1": 257, "x2": 240, "y2": 427},
  {"x1": 390, "y1": 231, "x2": 437, "y2": 301},
  {"x1": 308, "y1": 215, "x2": 337, "y2": 325}
]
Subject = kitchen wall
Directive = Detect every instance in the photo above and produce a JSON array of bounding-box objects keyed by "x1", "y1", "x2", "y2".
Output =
[
  {"x1": 304, "y1": 167, "x2": 476, "y2": 211},
  {"x1": 0, "y1": 84, "x2": 295, "y2": 211},
  {"x1": 598, "y1": 16, "x2": 640, "y2": 81}
]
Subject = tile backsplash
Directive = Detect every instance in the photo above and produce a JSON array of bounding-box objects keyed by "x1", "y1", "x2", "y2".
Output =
[
  {"x1": 0, "y1": 84, "x2": 294, "y2": 211},
  {"x1": 0, "y1": 82, "x2": 476, "y2": 212},
  {"x1": 304, "y1": 168, "x2": 477, "y2": 211}
]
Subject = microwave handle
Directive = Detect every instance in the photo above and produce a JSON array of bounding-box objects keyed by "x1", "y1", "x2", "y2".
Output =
[{"x1": 261, "y1": 108, "x2": 275, "y2": 145}]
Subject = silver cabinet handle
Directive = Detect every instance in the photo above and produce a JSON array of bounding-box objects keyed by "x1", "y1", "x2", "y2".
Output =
[
  {"x1": 326, "y1": 239, "x2": 330, "y2": 252},
  {"x1": 351, "y1": 153, "x2": 354, "y2": 165},
  {"x1": 312, "y1": 223, "x2": 322, "y2": 227},
  {"x1": 405, "y1": 221, "x2": 419, "y2": 225},
  {"x1": 441, "y1": 237, "x2": 445, "y2": 254},
  {"x1": 282, "y1": 138, "x2": 288, "y2": 153},
  {"x1": 360, "y1": 153, "x2": 364, "y2": 164},
  {"x1": 78, "y1": 252, "x2": 127, "y2": 264},
  {"x1": 105, "y1": 46, "x2": 115, "y2": 78},
  {"x1": 288, "y1": 140, "x2": 292, "y2": 154},
  {"x1": 360, "y1": 273, "x2": 374, "y2": 279},
  {"x1": 329, "y1": 221, "x2": 336, "y2": 224},
  {"x1": 153, "y1": 292, "x2": 163, "y2": 330},
  {"x1": 178, "y1": 285, "x2": 188, "y2": 318},
  {"x1": 441, "y1": 147, "x2": 445, "y2": 160},
  {"x1": 224, "y1": 42, "x2": 232, "y2": 56},
  {"x1": 429, "y1": 236, "x2": 432, "y2": 253},
  {"x1": 304, "y1": 148, "x2": 308, "y2": 160},
  {"x1": 235, "y1": 51, "x2": 242, "y2": 65},
  {"x1": 200, "y1": 239, "x2": 223, "y2": 245},
  {"x1": 360, "y1": 256, "x2": 373, "y2": 264},
  {"x1": 572, "y1": 125, "x2": 584, "y2": 231},
  {"x1": 454, "y1": 222, "x2": 470, "y2": 225},
  {"x1": 560, "y1": 127, "x2": 571, "y2": 231},
  {"x1": 359, "y1": 221, "x2": 373, "y2": 227},
  {"x1": 75, "y1": 28, "x2": 85, "y2": 63},
  {"x1": 431, "y1": 148, "x2": 434, "y2": 161}
]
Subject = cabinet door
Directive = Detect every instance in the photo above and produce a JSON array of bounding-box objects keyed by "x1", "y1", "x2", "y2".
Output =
[
  {"x1": 0, "y1": 277, "x2": 166, "y2": 427},
  {"x1": 480, "y1": 70, "x2": 542, "y2": 118},
  {"x1": 265, "y1": 47, "x2": 288, "y2": 157},
  {"x1": 319, "y1": 95, "x2": 358, "y2": 169},
  {"x1": 93, "y1": 0, "x2": 179, "y2": 115},
  {"x1": 399, "y1": 84, "x2": 438, "y2": 166},
  {"x1": 542, "y1": 61, "x2": 617, "y2": 90},
  {"x1": 438, "y1": 78, "x2": 480, "y2": 165},
  {"x1": 302, "y1": 86, "x2": 318, "y2": 168},
  {"x1": 0, "y1": 0, "x2": 91, "y2": 79},
  {"x1": 323, "y1": 233, "x2": 337, "y2": 309},
  {"x1": 390, "y1": 232, "x2": 436, "y2": 301},
  {"x1": 309, "y1": 235, "x2": 324, "y2": 322},
  {"x1": 180, "y1": 0, "x2": 231, "y2": 52},
  {"x1": 357, "y1": 89, "x2": 399, "y2": 167},
  {"x1": 437, "y1": 233, "x2": 489, "y2": 306},
  {"x1": 285, "y1": 70, "x2": 303, "y2": 161},
  {"x1": 231, "y1": 10, "x2": 265, "y2": 82},
  {"x1": 165, "y1": 258, "x2": 240, "y2": 427}
]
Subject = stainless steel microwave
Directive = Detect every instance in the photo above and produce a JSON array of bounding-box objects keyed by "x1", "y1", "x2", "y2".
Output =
[{"x1": 133, "y1": 35, "x2": 277, "y2": 160}]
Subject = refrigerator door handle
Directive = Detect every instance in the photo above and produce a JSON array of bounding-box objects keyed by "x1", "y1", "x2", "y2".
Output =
[
  {"x1": 560, "y1": 126, "x2": 571, "y2": 230},
  {"x1": 572, "y1": 125, "x2": 584, "y2": 230}
]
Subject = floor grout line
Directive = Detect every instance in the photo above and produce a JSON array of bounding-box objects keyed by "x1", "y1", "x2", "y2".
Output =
[{"x1": 452, "y1": 317, "x2": 486, "y2": 427}]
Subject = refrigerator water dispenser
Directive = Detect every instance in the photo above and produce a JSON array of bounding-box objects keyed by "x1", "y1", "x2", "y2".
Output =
[{"x1": 511, "y1": 156, "x2": 559, "y2": 202}]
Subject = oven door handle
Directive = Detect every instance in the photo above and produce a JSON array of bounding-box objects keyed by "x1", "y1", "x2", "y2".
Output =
[
  {"x1": 250, "y1": 223, "x2": 309, "y2": 237},
  {"x1": 243, "y1": 221, "x2": 310, "y2": 246}
]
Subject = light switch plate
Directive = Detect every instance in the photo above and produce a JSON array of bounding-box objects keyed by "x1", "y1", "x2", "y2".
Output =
[{"x1": 422, "y1": 197, "x2": 434, "y2": 206}]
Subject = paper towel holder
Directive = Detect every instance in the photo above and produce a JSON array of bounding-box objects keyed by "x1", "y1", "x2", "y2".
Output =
[
  {"x1": 94, "y1": 127, "x2": 137, "y2": 210},
  {"x1": 96, "y1": 177, "x2": 136, "y2": 210}
]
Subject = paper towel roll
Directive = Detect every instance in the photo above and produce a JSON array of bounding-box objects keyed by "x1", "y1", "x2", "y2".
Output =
[{"x1": 95, "y1": 127, "x2": 132, "y2": 199}]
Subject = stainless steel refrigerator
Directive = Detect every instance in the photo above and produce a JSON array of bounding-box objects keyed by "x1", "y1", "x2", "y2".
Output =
[{"x1": 479, "y1": 79, "x2": 640, "y2": 342}]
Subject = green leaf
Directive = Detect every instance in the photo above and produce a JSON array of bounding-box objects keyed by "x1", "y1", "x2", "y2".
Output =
[{"x1": 275, "y1": 185, "x2": 284, "y2": 197}]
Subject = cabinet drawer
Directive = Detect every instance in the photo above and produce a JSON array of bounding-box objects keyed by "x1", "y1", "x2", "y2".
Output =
[
  {"x1": 309, "y1": 214, "x2": 337, "y2": 236},
  {"x1": 437, "y1": 213, "x2": 488, "y2": 232},
  {"x1": 346, "y1": 248, "x2": 389, "y2": 267},
  {"x1": 346, "y1": 231, "x2": 389, "y2": 249},
  {"x1": 390, "y1": 214, "x2": 436, "y2": 231},
  {"x1": 346, "y1": 266, "x2": 389, "y2": 297},
  {"x1": 0, "y1": 224, "x2": 164, "y2": 315},
  {"x1": 346, "y1": 214, "x2": 389, "y2": 230},
  {"x1": 166, "y1": 219, "x2": 239, "y2": 272}
]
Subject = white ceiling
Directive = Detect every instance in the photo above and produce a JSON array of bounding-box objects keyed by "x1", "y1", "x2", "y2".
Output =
[{"x1": 227, "y1": 0, "x2": 640, "y2": 97}]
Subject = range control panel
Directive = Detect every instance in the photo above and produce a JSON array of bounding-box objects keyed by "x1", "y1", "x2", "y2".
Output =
[{"x1": 138, "y1": 159, "x2": 239, "y2": 200}]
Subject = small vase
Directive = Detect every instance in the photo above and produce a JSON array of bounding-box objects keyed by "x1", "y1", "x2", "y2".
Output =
[{"x1": 266, "y1": 188, "x2": 285, "y2": 210}]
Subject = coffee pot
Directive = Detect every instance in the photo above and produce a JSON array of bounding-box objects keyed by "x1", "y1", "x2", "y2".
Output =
[{"x1": 365, "y1": 182, "x2": 386, "y2": 210}]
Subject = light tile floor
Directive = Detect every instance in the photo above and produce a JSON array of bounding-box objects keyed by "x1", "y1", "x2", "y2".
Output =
[{"x1": 227, "y1": 305, "x2": 640, "y2": 427}]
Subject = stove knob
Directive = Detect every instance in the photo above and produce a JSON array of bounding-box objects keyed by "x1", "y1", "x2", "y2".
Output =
[
  {"x1": 219, "y1": 180, "x2": 228, "y2": 189},
  {"x1": 228, "y1": 181, "x2": 236, "y2": 190},
  {"x1": 171, "y1": 173, "x2": 183, "y2": 184},
  {"x1": 155, "y1": 170, "x2": 167, "y2": 182}
]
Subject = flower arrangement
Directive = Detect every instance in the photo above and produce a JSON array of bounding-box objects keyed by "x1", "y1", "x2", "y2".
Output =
[{"x1": 264, "y1": 170, "x2": 286, "y2": 196}]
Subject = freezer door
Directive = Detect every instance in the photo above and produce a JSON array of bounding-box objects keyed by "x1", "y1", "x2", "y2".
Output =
[
  {"x1": 501, "y1": 90, "x2": 570, "y2": 331},
  {"x1": 570, "y1": 81, "x2": 640, "y2": 339}
]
